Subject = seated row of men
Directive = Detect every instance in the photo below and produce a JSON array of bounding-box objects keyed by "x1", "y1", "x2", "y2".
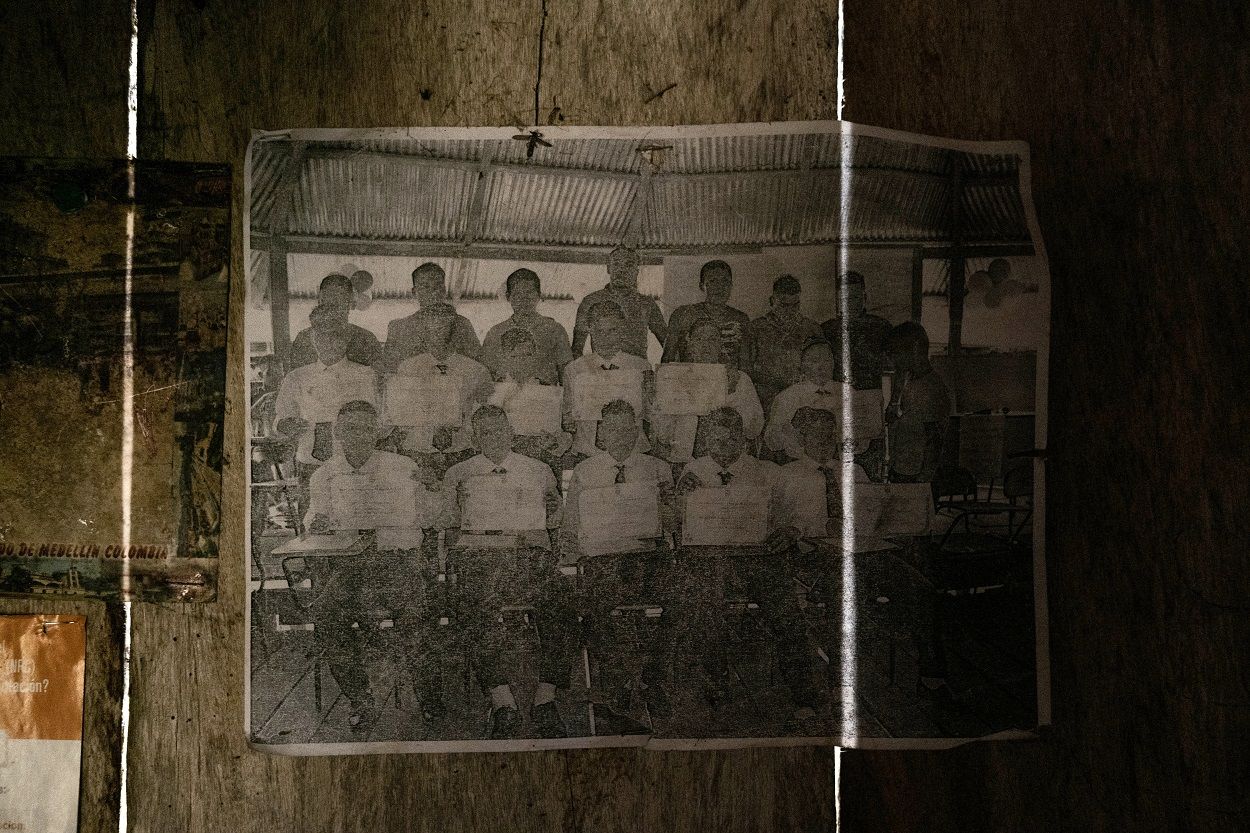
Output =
[{"x1": 299, "y1": 391, "x2": 865, "y2": 740}]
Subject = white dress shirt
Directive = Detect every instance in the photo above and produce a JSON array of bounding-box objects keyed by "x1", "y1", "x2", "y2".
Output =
[
  {"x1": 304, "y1": 450, "x2": 434, "y2": 550},
  {"x1": 441, "y1": 451, "x2": 560, "y2": 549},
  {"x1": 562, "y1": 450, "x2": 674, "y2": 559},
  {"x1": 764, "y1": 379, "x2": 848, "y2": 461},
  {"x1": 273, "y1": 358, "x2": 378, "y2": 465},
  {"x1": 779, "y1": 453, "x2": 872, "y2": 538},
  {"x1": 562, "y1": 351, "x2": 653, "y2": 456}
]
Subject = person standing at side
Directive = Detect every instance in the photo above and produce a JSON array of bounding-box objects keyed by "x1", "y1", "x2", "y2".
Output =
[{"x1": 882, "y1": 321, "x2": 952, "y2": 485}]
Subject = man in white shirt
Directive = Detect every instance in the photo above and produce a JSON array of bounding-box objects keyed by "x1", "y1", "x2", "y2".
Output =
[
  {"x1": 438, "y1": 405, "x2": 571, "y2": 739},
  {"x1": 765, "y1": 339, "x2": 853, "y2": 462},
  {"x1": 777, "y1": 406, "x2": 873, "y2": 540},
  {"x1": 672, "y1": 407, "x2": 827, "y2": 730},
  {"x1": 488, "y1": 327, "x2": 570, "y2": 478},
  {"x1": 273, "y1": 322, "x2": 378, "y2": 519},
  {"x1": 562, "y1": 400, "x2": 676, "y2": 732},
  {"x1": 301, "y1": 400, "x2": 440, "y2": 731},
  {"x1": 652, "y1": 317, "x2": 763, "y2": 465},
  {"x1": 386, "y1": 308, "x2": 493, "y2": 472},
  {"x1": 562, "y1": 302, "x2": 655, "y2": 462}
]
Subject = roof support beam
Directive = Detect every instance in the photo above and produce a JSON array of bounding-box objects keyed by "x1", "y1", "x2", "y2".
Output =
[
  {"x1": 294, "y1": 144, "x2": 1017, "y2": 191},
  {"x1": 250, "y1": 232, "x2": 973, "y2": 266}
]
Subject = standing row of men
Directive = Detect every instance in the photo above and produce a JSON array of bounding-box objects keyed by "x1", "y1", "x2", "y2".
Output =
[{"x1": 286, "y1": 246, "x2": 898, "y2": 409}]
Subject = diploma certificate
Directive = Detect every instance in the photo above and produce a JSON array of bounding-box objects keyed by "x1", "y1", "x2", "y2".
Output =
[
  {"x1": 303, "y1": 373, "x2": 376, "y2": 423},
  {"x1": 328, "y1": 471, "x2": 422, "y2": 530},
  {"x1": 571, "y1": 368, "x2": 643, "y2": 422},
  {"x1": 460, "y1": 475, "x2": 547, "y2": 532},
  {"x1": 499, "y1": 383, "x2": 563, "y2": 435},
  {"x1": 655, "y1": 363, "x2": 727, "y2": 415},
  {"x1": 578, "y1": 483, "x2": 661, "y2": 556},
  {"x1": 383, "y1": 373, "x2": 464, "y2": 429},
  {"x1": 682, "y1": 486, "x2": 769, "y2": 546}
]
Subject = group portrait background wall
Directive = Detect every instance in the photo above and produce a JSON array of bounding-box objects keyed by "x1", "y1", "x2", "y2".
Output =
[{"x1": 0, "y1": 0, "x2": 1244, "y2": 831}]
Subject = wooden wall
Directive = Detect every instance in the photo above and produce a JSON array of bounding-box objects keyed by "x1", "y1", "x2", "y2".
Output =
[{"x1": 0, "y1": 1, "x2": 1244, "y2": 830}]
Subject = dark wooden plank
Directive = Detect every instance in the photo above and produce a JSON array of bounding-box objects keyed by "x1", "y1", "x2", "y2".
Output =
[{"x1": 842, "y1": 1, "x2": 1250, "y2": 831}]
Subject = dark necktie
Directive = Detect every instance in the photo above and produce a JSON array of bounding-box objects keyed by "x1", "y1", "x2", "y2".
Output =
[
  {"x1": 718, "y1": 470, "x2": 733, "y2": 486},
  {"x1": 436, "y1": 363, "x2": 449, "y2": 375},
  {"x1": 614, "y1": 464, "x2": 627, "y2": 484},
  {"x1": 312, "y1": 422, "x2": 333, "y2": 461},
  {"x1": 491, "y1": 467, "x2": 507, "y2": 475},
  {"x1": 818, "y1": 465, "x2": 839, "y2": 529},
  {"x1": 602, "y1": 363, "x2": 619, "y2": 371}
]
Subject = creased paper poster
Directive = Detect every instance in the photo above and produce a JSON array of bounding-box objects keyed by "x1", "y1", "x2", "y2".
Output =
[
  {"x1": 0, "y1": 158, "x2": 230, "y2": 601},
  {"x1": 0, "y1": 615, "x2": 85, "y2": 833},
  {"x1": 244, "y1": 121, "x2": 1049, "y2": 754}
]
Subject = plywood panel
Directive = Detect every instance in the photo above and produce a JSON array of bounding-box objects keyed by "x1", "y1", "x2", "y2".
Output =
[
  {"x1": 841, "y1": 2, "x2": 1250, "y2": 831},
  {"x1": 126, "y1": 1, "x2": 840, "y2": 830},
  {"x1": 3, "y1": 0, "x2": 1243, "y2": 830}
]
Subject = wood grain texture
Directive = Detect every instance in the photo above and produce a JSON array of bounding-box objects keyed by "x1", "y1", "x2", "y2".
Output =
[
  {"x1": 129, "y1": 1, "x2": 839, "y2": 831},
  {"x1": 841, "y1": 2, "x2": 1250, "y2": 831},
  {"x1": 3, "y1": 0, "x2": 1242, "y2": 829}
]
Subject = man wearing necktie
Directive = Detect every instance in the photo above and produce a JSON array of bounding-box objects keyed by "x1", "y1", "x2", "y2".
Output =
[
  {"x1": 562, "y1": 302, "x2": 655, "y2": 464},
  {"x1": 671, "y1": 407, "x2": 827, "y2": 733},
  {"x1": 273, "y1": 320, "x2": 378, "y2": 524},
  {"x1": 302, "y1": 401, "x2": 438, "y2": 731},
  {"x1": 437, "y1": 405, "x2": 570, "y2": 740},
  {"x1": 562, "y1": 400, "x2": 677, "y2": 734}
]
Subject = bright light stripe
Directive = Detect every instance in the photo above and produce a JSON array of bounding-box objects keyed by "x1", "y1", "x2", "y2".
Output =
[
  {"x1": 836, "y1": 5, "x2": 852, "y2": 828},
  {"x1": 118, "y1": 0, "x2": 139, "y2": 829},
  {"x1": 837, "y1": 121, "x2": 858, "y2": 747}
]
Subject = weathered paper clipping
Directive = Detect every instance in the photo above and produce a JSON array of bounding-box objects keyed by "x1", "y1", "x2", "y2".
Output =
[{"x1": 245, "y1": 122, "x2": 1049, "y2": 752}]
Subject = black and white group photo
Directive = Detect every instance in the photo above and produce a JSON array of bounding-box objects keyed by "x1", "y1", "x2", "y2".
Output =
[{"x1": 244, "y1": 123, "x2": 1049, "y2": 752}]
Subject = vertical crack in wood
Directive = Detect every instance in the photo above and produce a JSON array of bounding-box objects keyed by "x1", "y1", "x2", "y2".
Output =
[{"x1": 533, "y1": 0, "x2": 549, "y2": 128}]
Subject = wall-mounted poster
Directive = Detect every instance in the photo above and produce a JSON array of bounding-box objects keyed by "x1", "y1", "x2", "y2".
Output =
[
  {"x1": 0, "y1": 159, "x2": 229, "y2": 602},
  {"x1": 0, "y1": 614, "x2": 86, "y2": 833},
  {"x1": 244, "y1": 122, "x2": 1049, "y2": 752}
]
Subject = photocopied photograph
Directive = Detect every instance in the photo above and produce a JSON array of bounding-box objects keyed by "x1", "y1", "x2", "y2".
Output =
[{"x1": 243, "y1": 122, "x2": 1049, "y2": 753}]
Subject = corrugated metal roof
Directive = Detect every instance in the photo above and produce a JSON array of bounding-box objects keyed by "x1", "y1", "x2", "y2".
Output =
[{"x1": 250, "y1": 133, "x2": 1030, "y2": 247}]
